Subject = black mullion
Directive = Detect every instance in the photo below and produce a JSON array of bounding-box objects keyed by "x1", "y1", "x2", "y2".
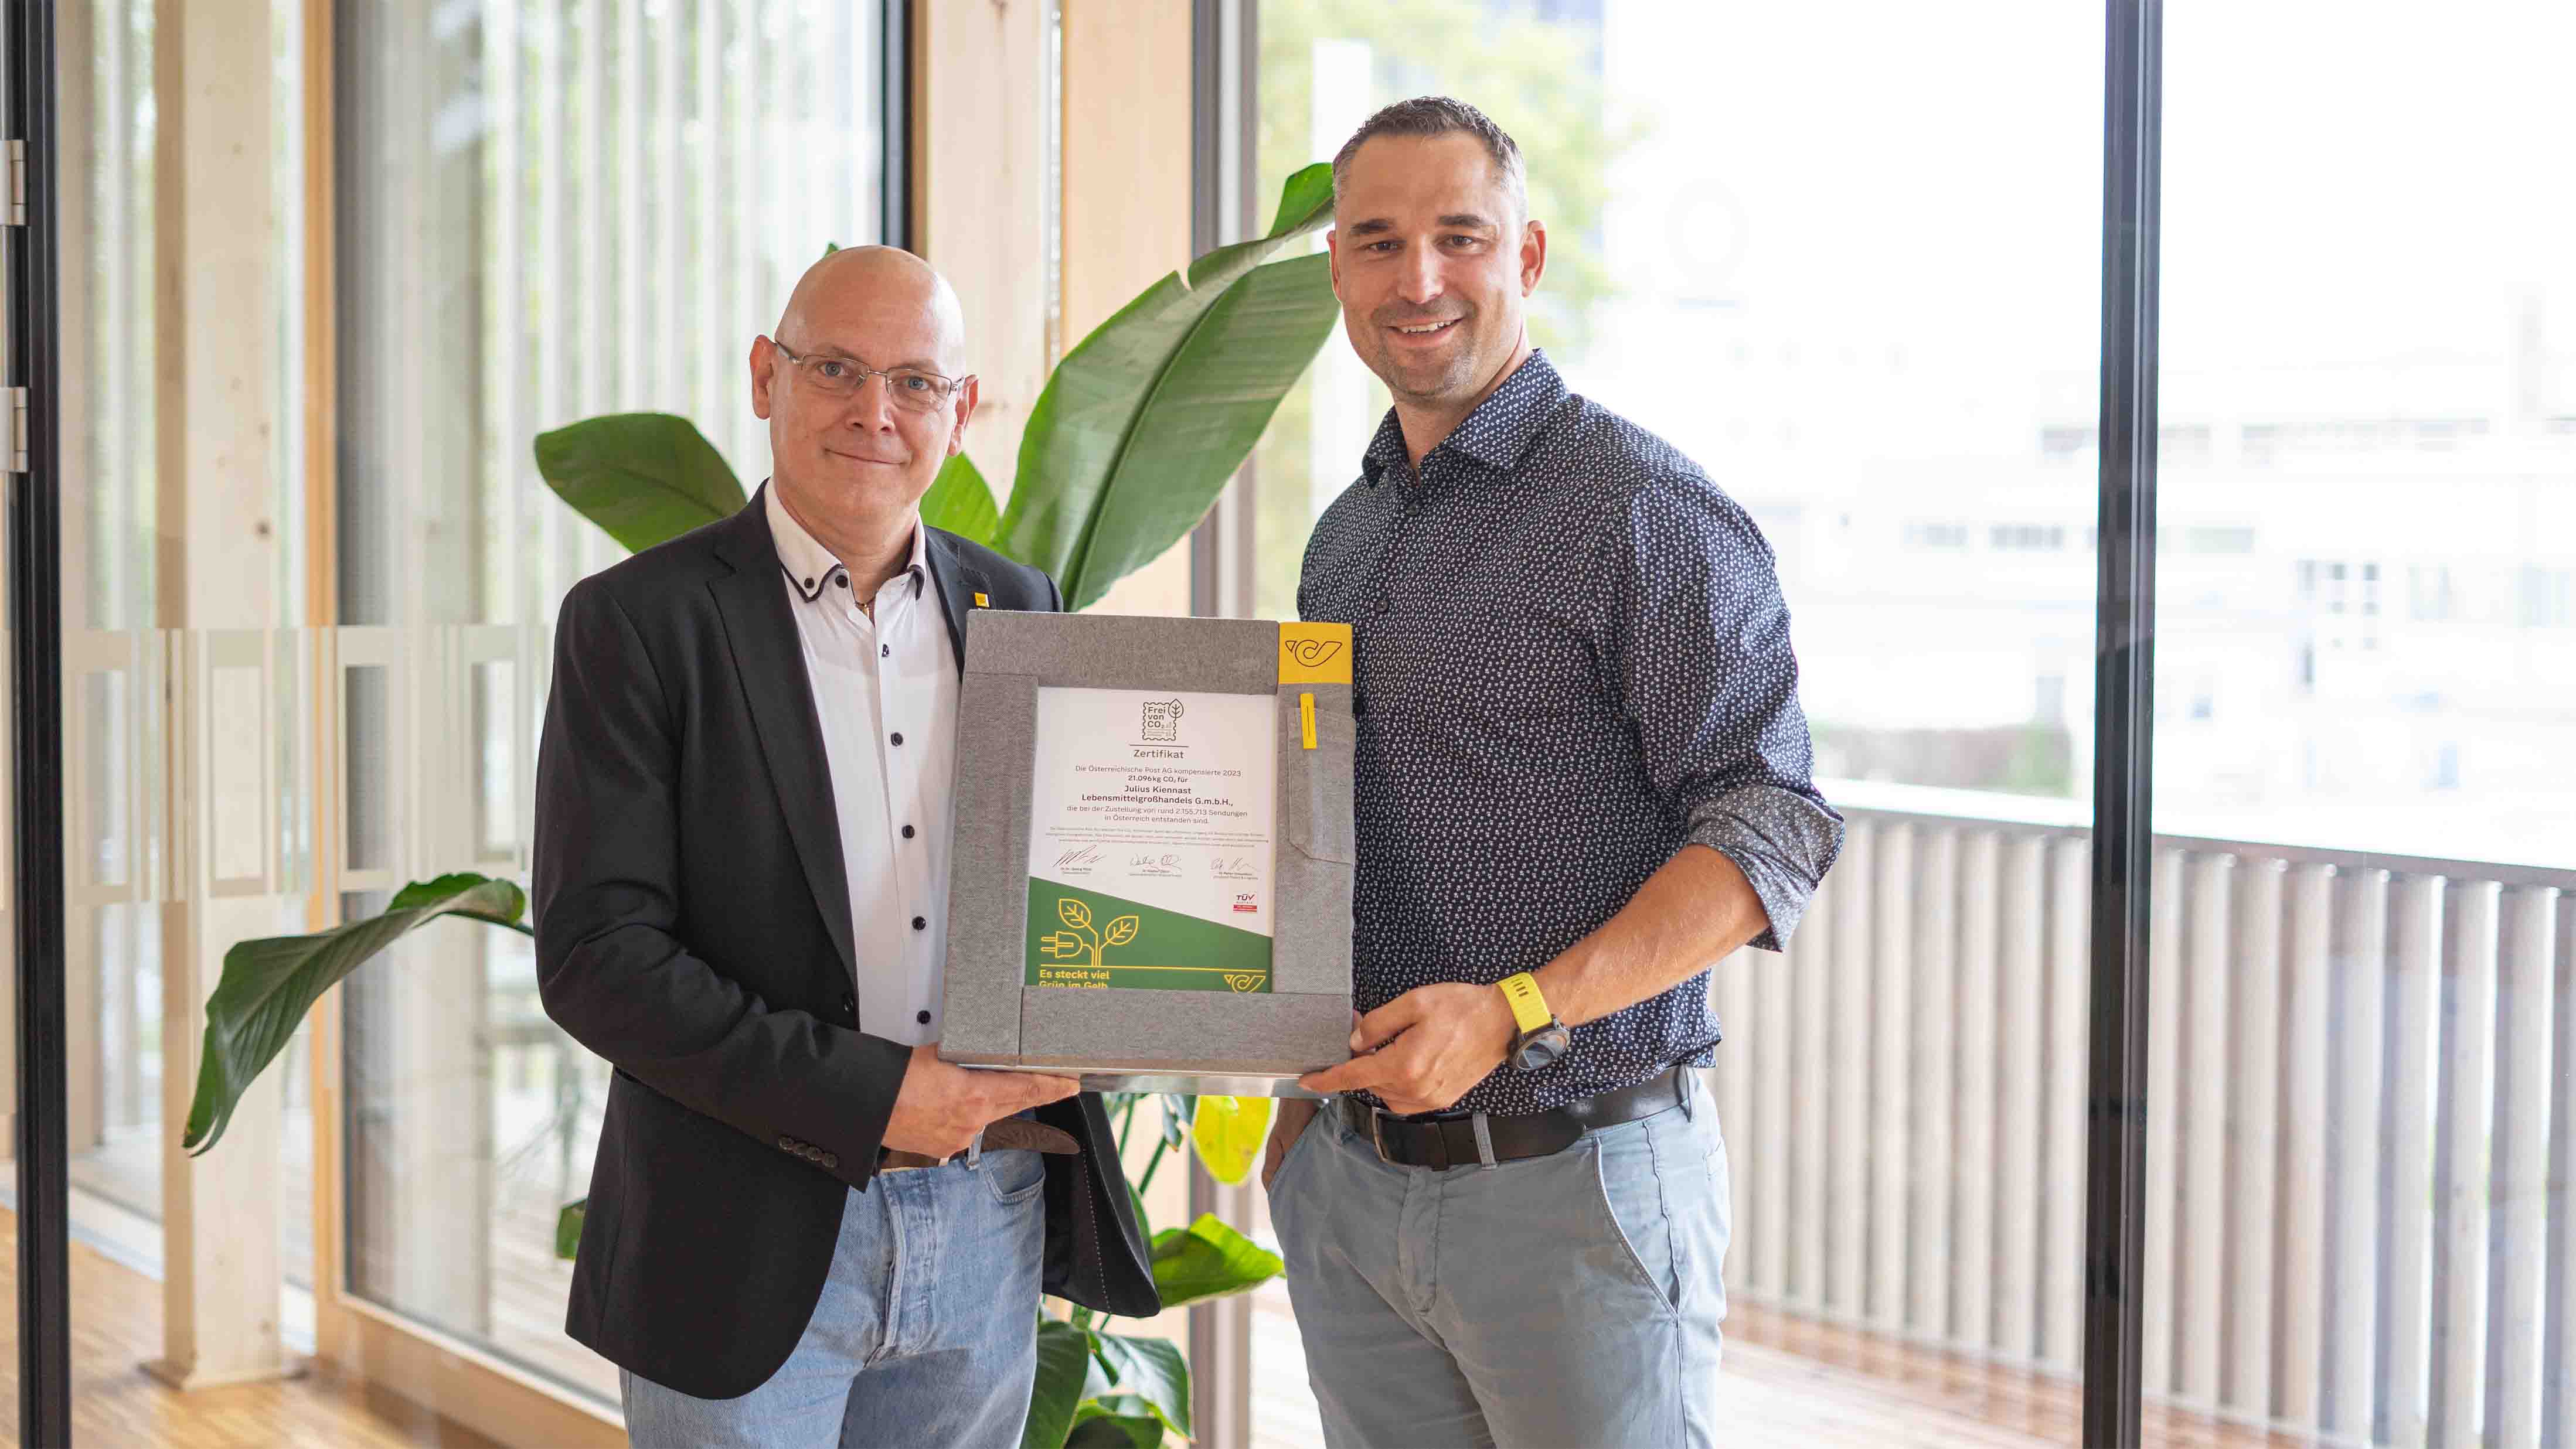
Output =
[
  {"x1": 2083, "y1": 0, "x2": 2162, "y2": 1445},
  {"x1": 1186, "y1": 0, "x2": 1224, "y2": 619},
  {"x1": 880, "y1": 0, "x2": 910, "y2": 252},
  {"x1": 6, "y1": 0, "x2": 71, "y2": 1443}
]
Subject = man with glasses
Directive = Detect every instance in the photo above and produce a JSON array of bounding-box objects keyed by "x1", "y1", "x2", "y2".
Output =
[
  {"x1": 535, "y1": 246, "x2": 1156, "y2": 1447},
  {"x1": 1263, "y1": 98, "x2": 1843, "y2": 1447}
]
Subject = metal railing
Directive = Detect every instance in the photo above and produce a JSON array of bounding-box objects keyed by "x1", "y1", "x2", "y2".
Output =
[
  {"x1": 1710, "y1": 787, "x2": 2576, "y2": 1441},
  {"x1": 1710, "y1": 783, "x2": 2575, "y2": 1445}
]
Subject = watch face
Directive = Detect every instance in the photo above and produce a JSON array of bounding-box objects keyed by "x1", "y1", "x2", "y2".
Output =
[{"x1": 1514, "y1": 1025, "x2": 1571, "y2": 1072}]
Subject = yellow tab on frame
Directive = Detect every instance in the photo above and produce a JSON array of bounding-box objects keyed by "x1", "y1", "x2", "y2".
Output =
[
  {"x1": 1278, "y1": 622, "x2": 1353, "y2": 684},
  {"x1": 974, "y1": 592, "x2": 989, "y2": 608},
  {"x1": 1299, "y1": 692, "x2": 1318, "y2": 749}
]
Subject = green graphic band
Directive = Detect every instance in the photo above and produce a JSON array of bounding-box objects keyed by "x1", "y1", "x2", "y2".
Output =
[{"x1": 1025, "y1": 877, "x2": 1273, "y2": 993}]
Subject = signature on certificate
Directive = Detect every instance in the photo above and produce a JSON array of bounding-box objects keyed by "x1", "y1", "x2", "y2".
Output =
[
  {"x1": 1208, "y1": 855, "x2": 1255, "y2": 879},
  {"x1": 1054, "y1": 844, "x2": 1102, "y2": 873},
  {"x1": 1129, "y1": 853, "x2": 1183, "y2": 877}
]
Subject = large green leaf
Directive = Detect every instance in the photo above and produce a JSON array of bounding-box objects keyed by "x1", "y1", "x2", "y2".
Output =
[
  {"x1": 920, "y1": 450, "x2": 1001, "y2": 547},
  {"x1": 996, "y1": 163, "x2": 1341, "y2": 609},
  {"x1": 183, "y1": 873, "x2": 528, "y2": 1154},
  {"x1": 1148, "y1": 1212, "x2": 1285, "y2": 1308},
  {"x1": 556, "y1": 1199, "x2": 586, "y2": 1260},
  {"x1": 1090, "y1": 1331, "x2": 1190, "y2": 1438},
  {"x1": 533, "y1": 412, "x2": 747, "y2": 554},
  {"x1": 1065, "y1": 1407, "x2": 1164, "y2": 1448},
  {"x1": 1025, "y1": 1318, "x2": 1110, "y2": 1449}
]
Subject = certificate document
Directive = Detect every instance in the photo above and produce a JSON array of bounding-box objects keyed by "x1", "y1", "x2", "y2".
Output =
[{"x1": 1023, "y1": 687, "x2": 1278, "y2": 993}]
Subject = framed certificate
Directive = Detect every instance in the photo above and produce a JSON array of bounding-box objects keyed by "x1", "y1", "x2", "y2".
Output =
[{"x1": 939, "y1": 612, "x2": 1355, "y2": 1093}]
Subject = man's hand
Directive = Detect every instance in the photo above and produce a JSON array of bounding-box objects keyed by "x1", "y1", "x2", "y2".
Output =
[
  {"x1": 1261, "y1": 1097, "x2": 1322, "y2": 1191},
  {"x1": 1295, "y1": 983, "x2": 1518, "y2": 1116},
  {"x1": 881, "y1": 1043, "x2": 1079, "y2": 1160}
]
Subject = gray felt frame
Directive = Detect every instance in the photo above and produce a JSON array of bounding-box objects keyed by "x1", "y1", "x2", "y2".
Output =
[{"x1": 939, "y1": 612, "x2": 1355, "y2": 1090}]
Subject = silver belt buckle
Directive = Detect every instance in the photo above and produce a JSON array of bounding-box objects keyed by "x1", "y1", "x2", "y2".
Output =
[{"x1": 1368, "y1": 1103, "x2": 1393, "y2": 1164}]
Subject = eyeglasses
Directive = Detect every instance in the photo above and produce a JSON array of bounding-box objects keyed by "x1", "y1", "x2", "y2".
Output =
[{"x1": 767, "y1": 339, "x2": 968, "y2": 413}]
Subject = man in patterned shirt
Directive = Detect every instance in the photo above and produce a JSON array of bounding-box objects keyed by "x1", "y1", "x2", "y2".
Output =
[{"x1": 1262, "y1": 97, "x2": 1844, "y2": 1448}]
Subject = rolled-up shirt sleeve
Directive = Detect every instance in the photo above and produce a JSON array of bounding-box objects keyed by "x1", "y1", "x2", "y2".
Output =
[{"x1": 1587, "y1": 473, "x2": 1845, "y2": 951}]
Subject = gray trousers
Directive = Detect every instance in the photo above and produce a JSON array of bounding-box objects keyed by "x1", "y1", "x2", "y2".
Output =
[{"x1": 1270, "y1": 1075, "x2": 1732, "y2": 1449}]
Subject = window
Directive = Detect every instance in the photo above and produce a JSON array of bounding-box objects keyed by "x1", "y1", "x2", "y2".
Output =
[
  {"x1": 2519, "y1": 565, "x2": 2573, "y2": 627},
  {"x1": 2156, "y1": 8, "x2": 2574, "y2": 1445},
  {"x1": 334, "y1": 0, "x2": 893, "y2": 1404},
  {"x1": 1990, "y1": 523, "x2": 2068, "y2": 551},
  {"x1": 2408, "y1": 563, "x2": 2454, "y2": 621},
  {"x1": 1243, "y1": 2, "x2": 2102, "y2": 1439}
]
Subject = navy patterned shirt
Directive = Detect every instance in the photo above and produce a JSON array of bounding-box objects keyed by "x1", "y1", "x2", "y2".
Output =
[{"x1": 1298, "y1": 350, "x2": 1844, "y2": 1116}]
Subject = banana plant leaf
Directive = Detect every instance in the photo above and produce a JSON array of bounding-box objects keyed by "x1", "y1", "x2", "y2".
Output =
[
  {"x1": 997, "y1": 162, "x2": 1343, "y2": 610},
  {"x1": 1066, "y1": 1407, "x2": 1165, "y2": 1448},
  {"x1": 1090, "y1": 1331, "x2": 1190, "y2": 1438},
  {"x1": 182, "y1": 873, "x2": 529, "y2": 1154},
  {"x1": 535, "y1": 411, "x2": 747, "y2": 554},
  {"x1": 1148, "y1": 1211, "x2": 1285, "y2": 1308},
  {"x1": 1025, "y1": 1318, "x2": 1112, "y2": 1449},
  {"x1": 921, "y1": 450, "x2": 1001, "y2": 547}
]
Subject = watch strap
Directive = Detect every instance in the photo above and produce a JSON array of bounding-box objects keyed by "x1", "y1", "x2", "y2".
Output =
[{"x1": 1497, "y1": 972, "x2": 1554, "y2": 1035}]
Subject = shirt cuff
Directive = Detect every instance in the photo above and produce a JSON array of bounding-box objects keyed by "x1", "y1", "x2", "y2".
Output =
[{"x1": 1686, "y1": 783, "x2": 1843, "y2": 953}]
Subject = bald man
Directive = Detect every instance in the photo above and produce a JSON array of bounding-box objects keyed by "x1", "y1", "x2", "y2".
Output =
[{"x1": 535, "y1": 247, "x2": 1158, "y2": 1447}]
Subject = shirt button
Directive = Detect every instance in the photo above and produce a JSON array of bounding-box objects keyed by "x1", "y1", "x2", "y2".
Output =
[
  {"x1": 835, "y1": 573, "x2": 848, "y2": 588},
  {"x1": 802, "y1": 577, "x2": 815, "y2": 591},
  {"x1": 890, "y1": 731, "x2": 904, "y2": 746},
  {"x1": 882, "y1": 644, "x2": 890, "y2": 657},
  {"x1": 916, "y1": 1010, "x2": 932, "y2": 1025},
  {"x1": 911, "y1": 916, "x2": 927, "y2": 931},
  {"x1": 901, "y1": 824, "x2": 916, "y2": 840}
]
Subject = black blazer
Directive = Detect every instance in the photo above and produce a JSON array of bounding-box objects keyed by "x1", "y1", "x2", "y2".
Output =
[{"x1": 532, "y1": 487, "x2": 1159, "y2": 1400}]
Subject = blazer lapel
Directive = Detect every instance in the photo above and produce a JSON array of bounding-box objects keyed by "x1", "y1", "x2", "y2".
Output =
[
  {"x1": 923, "y1": 528, "x2": 991, "y2": 673},
  {"x1": 706, "y1": 489, "x2": 856, "y2": 981}
]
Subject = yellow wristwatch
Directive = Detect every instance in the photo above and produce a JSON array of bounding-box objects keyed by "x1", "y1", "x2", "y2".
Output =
[{"x1": 1498, "y1": 973, "x2": 1571, "y2": 1072}]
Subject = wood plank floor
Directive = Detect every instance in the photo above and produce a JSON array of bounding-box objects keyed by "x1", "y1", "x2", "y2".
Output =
[
  {"x1": 0, "y1": 1209, "x2": 502, "y2": 1449},
  {"x1": 1249, "y1": 1288, "x2": 2320, "y2": 1448},
  {"x1": 4, "y1": 1192, "x2": 2318, "y2": 1448}
]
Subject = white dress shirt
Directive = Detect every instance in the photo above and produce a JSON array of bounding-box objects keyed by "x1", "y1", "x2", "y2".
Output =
[{"x1": 767, "y1": 485, "x2": 959, "y2": 1046}]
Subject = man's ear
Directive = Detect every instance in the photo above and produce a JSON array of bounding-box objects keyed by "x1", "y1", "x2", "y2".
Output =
[
  {"x1": 750, "y1": 337, "x2": 777, "y2": 420},
  {"x1": 1326, "y1": 228, "x2": 1343, "y2": 299},
  {"x1": 1519, "y1": 219, "x2": 1549, "y2": 296},
  {"x1": 947, "y1": 375, "x2": 982, "y2": 454}
]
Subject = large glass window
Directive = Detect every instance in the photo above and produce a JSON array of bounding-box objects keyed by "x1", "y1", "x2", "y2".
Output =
[
  {"x1": 1244, "y1": 1, "x2": 2104, "y2": 1439},
  {"x1": 333, "y1": 0, "x2": 890, "y2": 1402},
  {"x1": 2145, "y1": 4, "x2": 2576, "y2": 1444}
]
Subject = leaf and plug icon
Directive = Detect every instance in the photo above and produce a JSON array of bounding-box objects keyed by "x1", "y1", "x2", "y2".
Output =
[{"x1": 1039, "y1": 896, "x2": 1140, "y2": 968}]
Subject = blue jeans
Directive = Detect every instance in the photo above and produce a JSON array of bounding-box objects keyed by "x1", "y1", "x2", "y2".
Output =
[
  {"x1": 1270, "y1": 1076, "x2": 1731, "y2": 1449},
  {"x1": 620, "y1": 1147, "x2": 1048, "y2": 1448}
]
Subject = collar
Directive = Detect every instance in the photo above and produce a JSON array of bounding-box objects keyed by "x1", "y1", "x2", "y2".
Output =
[
  {"x1": 764, "y1": 480, "x2": 927, "y2": 604},
  {"x1": 1360, "y1": 349, "x2": 1567, "y2": 487}
]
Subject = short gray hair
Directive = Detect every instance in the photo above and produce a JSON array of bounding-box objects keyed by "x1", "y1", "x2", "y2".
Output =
[{"x1": 1330, "y1": 96, "x2": 1528, "y2": 219}]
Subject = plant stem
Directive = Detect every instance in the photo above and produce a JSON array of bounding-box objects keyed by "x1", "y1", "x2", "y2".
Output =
[
  {"x1": 1116, "y1": 1096, "x2": 1136, "y2": 1157},
  {"x1": 1136, "y1": 1134, "x2": 1169, "y2": 1198}
]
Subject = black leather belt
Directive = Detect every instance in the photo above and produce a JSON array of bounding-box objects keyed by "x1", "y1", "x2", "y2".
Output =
[{"x1": 1338, "y1": 1065, "x2": 1690, "y2": 1170}]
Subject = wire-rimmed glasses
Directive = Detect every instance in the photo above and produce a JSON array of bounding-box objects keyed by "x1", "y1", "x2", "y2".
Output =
[{"x1": 766, "y1": 338, "x2": 968, "y2": 413}]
